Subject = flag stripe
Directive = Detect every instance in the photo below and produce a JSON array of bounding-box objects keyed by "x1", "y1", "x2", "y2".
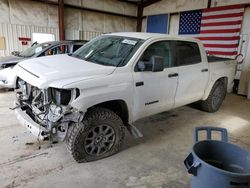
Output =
[
  {"x1": 202, "y1": 8, "x2": 244, "y2": 16},
  {"x1": 201, "y1": 17, "x2": 242, "y2": 23},
  {"x1": 201, "y1": 20, "x2": 242, "y2": 27},
  {"x1": 202, "y1": 12, "x2": 243, "y2": 20},
  {"x1": 205, "y1": 47, "x2": 238, "y2": 52},
  {"x1": 204, "y1": 43, "x2": 239, "y2": 48},
  {"x1": 202, "y1": 40, "x2": 239, "y2": 45},
  {"x1": 200, "y1": 28, "x2": 241, "y2": 34},
  {"x1": 207, "y1": 51, "x2": 238, "y2": 56},
  {"x1": 188, "y1": 33, "x2": 239, "y2": 37},
  {"x1": 196, "y1": 36, "x2": 240, "y2": 40},
  {"x1": 203, "y1": 4, "x2": 245, "y2": 13},
  {"x1": 201, "y1": 25, "x2": 241, "y2": 30}
]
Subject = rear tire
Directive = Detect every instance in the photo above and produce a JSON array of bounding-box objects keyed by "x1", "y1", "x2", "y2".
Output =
[
  {"x1": 201, "y1": 80, "x2": 226, "y2": 113},
  {"x1": 66, "y1": 107, "x2": 125, "y2": 163}
]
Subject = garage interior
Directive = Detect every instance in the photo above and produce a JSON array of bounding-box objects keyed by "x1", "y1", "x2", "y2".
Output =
[{"x1": 0, "y1": 0, "x2": 250, "y2": 188}]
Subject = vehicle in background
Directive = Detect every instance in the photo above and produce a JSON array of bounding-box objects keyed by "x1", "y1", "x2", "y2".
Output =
[
  {"x1": 13, "y1": 32, "x2": 236, "y2": 162},
  {"x1": 0, "y1": 40, "x2": 87, "y2": 89}
]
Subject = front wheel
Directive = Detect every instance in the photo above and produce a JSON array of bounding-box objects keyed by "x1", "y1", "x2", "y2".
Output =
[
  {"x1": 66, "y1": 107, "x2": 125, "y2": 163},
  {"x1": 201, "y1": 80, "x2": 226, "y2": 113}
]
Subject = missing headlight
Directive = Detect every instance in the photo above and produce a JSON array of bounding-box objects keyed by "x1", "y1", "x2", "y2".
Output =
[{"x1": 52, "y1": 88, "x2": 72, "y2": 105}]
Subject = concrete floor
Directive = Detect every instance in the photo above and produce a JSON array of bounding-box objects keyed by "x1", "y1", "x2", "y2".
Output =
[{"x1": 0, "y1": 90, "x2": 250, "y2": 188}]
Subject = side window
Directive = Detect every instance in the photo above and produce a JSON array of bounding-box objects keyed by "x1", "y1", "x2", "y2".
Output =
[
  {"x1": 175, "y1": 41, "x2": 201, "y2": 66},
  {"x1": 47, "y1": 45, "x2": 69, "y2": 55},
  {"x1": 138, "y1": 41, "x2": 173, "y2": 69}
]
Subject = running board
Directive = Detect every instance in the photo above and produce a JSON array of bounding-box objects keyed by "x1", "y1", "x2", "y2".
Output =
[{"x1": 126, "y1": 123, "x2": 143, "y2": 138}]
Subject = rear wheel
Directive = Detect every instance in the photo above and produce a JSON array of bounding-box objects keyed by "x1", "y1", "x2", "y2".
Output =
[
  {"x1": 201, "y1": 80, "x2": 226, "y2": 112},
  {"x1": 66, "y1": 107, "x2": 125, "y2": 163}
]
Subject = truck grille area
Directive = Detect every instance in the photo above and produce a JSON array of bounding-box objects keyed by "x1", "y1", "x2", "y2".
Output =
[
  {"x1": 15, "y1": 79, "x2": 82, "y2": 141},
  {"x1": 16, "y1": 80, "x2": 49, "y2": 126}
]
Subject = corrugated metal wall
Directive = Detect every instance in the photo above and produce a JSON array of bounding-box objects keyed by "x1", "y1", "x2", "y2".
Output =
[
  {"x1": 0, "y1": 23, "x2": 59, "y2": 57},
  {"x1": 80, "y1": 31, "x2": 103, "y2": 40},
  {"x1": 65, "y1": 29, "x2": 103, "y2": 41},
  {"x1": 0, "y1": 0, "x2": 137, "y2": 57}
]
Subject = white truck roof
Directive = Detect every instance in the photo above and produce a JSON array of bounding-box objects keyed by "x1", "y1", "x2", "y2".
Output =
[{"x1": 107, "y1": 32, "x2": 201, "y2": 43}]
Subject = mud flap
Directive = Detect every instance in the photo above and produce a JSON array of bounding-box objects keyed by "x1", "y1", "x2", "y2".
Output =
[{"x1": 126, "y1": 123, "x2": 143, "y2": 138}]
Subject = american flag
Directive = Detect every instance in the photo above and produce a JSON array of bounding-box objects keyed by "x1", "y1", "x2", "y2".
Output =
[{"x1": 179, "y1": 4, "x2": 245, "y2": 57}]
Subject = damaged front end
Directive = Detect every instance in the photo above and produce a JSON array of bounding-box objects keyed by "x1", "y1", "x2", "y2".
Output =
[{"x1": 14, "y1": 79, "x2": 83, "y2": 141}]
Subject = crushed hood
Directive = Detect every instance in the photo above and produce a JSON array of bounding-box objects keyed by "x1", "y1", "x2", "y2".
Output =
[{"x1": 15, "y1": 54, "x2": 116, "y2": 88}]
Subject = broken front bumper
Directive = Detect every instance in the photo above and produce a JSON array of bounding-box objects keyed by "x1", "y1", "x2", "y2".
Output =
[{"x1": 14, "y1": 103, "x2": 48, "y2": 140}]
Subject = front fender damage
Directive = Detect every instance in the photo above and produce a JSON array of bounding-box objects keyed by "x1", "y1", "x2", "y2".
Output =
[{"x1": 13, "y1": 80, "x2": 84, "y2": 142}]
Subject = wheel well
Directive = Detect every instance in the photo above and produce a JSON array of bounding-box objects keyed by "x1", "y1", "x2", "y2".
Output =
[
  {"x1": 15, "y1": 77, "x2": 20, "y2": 89},
  {"x1": 217, "y1": 77, "x2": 228, "y2": 89},
  {"x1": 90, "y1": 100, "x2": 129, "y2": 123}
]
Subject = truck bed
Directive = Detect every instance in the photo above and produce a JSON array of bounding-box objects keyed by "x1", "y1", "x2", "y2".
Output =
[{"x1": 207, "y1": 56, "x2": 233, "y2": 63}]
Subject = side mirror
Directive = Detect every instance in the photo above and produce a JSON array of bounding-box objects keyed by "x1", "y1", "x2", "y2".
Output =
[{"x1": 150, "y1": 56, "x2": 164, "y2": 72}]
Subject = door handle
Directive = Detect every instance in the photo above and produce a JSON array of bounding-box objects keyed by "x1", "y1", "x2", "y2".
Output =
[
  {"x1": 168, "y1": 73, "x2": 178, "y2": 78},
  {"x1": 201, "y1": 69, "x2": 208, "y2": 72},
  {"x1": 136, "y1": 81, "x2": 144, "y2": 87}
]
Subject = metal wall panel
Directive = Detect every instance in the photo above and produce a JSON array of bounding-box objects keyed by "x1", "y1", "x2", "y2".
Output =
[
  {"x1": 144, "y1": 0, "x2": 208, "y2": 16},
  {"x1": 64, "y1": 0, "x2": 137, "y2": 16},
  {"x1": 80, "y1": 31, "x2": 102, "y2": 40},
  {"x1": 0, "y1": 0, "x2": 10, "y2": 24},
  {"x1": 65, "y1": 29, "x2": 102, "y2": 41},
  {"x1": 0, "y1": 23, "x2": 59, "y2": 57},
  {"x1": 169, "y1": 14, "x2": 180, "y2": 35},
  {"x1": 211, "y1": 0, "x2": 250, "y2": 7}
]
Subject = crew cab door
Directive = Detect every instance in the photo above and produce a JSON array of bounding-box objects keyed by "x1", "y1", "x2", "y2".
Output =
[
  {"x1": 132, "y1": 41, "x2": 179, "y2": 120},
  {"x1": 173, "y1": 41, "x2": 209, "y2": 107}
]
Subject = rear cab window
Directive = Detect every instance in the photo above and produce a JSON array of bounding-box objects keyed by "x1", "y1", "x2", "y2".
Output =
[{"x1": 174, "y1": 41, "x2": 201, "y2": 66}]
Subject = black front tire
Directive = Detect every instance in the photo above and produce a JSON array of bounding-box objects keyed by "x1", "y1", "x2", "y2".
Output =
[
  {"x1": 66, "y1": 107, "x2": 125, "y2": 163},
  {"x1": 201, "y1": 80, "x2": 226, "y2": 113}
]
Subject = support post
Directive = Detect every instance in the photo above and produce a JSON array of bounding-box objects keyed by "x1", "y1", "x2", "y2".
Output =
[
  {"x1": 137, "y1": 4, "x2": 143, "y2": 32},
  {"x1": 207, "y1": 0, "x2": 212, "y2": 8},
  {"x1": 58, "y1": 0, "x2": 65, "y2": 40}
]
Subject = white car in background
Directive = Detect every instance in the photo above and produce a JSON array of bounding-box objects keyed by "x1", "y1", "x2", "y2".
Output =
[{"x1": 0, "y1": 40, "x2": 87, "y2": 89}]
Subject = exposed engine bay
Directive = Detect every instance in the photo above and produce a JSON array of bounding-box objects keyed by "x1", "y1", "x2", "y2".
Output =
[{"x1": 14, "y1": 79, "x2": 83, "y2": 141}]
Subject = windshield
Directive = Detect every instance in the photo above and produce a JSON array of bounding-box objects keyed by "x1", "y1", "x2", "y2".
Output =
[
  {"x1": 72, "y1": 35, "x2": 144, "y2": 67},
  {"x1": 19, "y1": 43, "x2": 51, "y2": 57}
]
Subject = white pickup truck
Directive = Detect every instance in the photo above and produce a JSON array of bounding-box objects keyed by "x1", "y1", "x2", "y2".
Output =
[{"x1": 13, "y1": 32, "x2": 236, "y2": 162}]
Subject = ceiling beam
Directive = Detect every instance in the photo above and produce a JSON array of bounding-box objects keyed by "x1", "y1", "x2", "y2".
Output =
[
  {"x1": 117, "y1": 0, "x2": 139, "y2": 5},
  {"x1": 142, "y1": 0, "x2": 161, "y2": 7},
  {"x1": 29, "y1": 0, "x2": 58, "y2": 5}
]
